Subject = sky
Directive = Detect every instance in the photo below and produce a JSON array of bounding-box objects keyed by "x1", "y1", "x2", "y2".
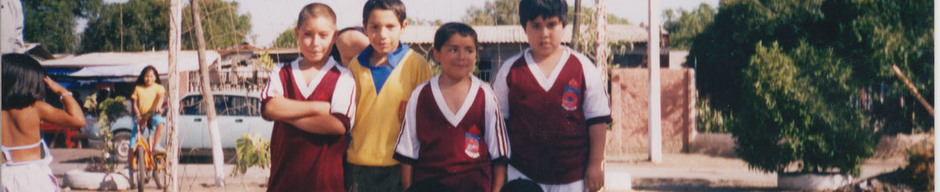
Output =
[{"x1": 92, "y1": 0, "x2": 720, "y2": 47}]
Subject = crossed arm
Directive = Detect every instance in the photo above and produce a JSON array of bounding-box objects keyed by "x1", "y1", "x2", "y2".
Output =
[{"x1": 262, "y1": 95, "x2": 345, "y2": 135}]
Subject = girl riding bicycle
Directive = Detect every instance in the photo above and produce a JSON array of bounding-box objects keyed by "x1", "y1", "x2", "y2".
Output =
[{"x1": 131, "y1": 66, "x2": 166, "y2": 155}]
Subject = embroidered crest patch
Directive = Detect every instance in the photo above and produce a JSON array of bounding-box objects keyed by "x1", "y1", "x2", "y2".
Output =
[
  {"x1": 562, "y1": 79, "x2": 581, "y2": 111},
  {"x1": 465, "y1": 125, "x2": 481, "y2": 158}
]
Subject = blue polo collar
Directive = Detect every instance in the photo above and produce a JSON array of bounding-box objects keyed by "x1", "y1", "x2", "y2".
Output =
[{"x1": 357, "y1": 42, "x2": 410, "y2": 68}]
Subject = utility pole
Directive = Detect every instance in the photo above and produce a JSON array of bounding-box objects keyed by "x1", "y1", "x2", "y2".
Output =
[
  {"x1": 648, "y1": 0, "x2": 663, "y2": 163},
  {"x1": 190, "y1": 0, "x2": 226, "y2": 186},
  {"x1": 595, "y1": 0, "x2": 609, "y2": 86},
  {"x1": 166, "y1": 0, "x2": 182, "y2": 191},
  {"x1": 572, "y1": 0, "x2": 582, "y2": 51}
]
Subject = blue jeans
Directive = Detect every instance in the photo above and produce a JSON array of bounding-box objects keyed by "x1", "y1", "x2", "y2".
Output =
[{"x1": 129, "y1": 114, "x2": 165, "y2": 149}]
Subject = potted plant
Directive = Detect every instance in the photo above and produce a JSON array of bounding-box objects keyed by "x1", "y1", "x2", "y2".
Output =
[
  {"x1": 732, "y1": 42, "x2": 878, "y2": 190},
  {"x1": 63, "y1": 94, "x2": 133, "y2": 190}
]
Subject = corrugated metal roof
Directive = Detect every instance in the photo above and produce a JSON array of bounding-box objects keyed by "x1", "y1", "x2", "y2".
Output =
[
  {"x1": 401, "y1": 24, "x2": 656, "y2": 44},
  {"x1": 40, "y1": 50, "x2": 220, "y2": 77}
]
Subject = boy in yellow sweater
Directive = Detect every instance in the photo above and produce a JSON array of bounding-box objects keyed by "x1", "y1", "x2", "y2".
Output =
[{"x1": 345, "y1": 0, "x2": 432, "y2": 191}]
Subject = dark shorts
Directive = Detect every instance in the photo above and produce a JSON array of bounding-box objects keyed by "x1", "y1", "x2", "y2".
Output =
[{"x1": 344, "y1": 163, "x2": 402, "y2": 192}]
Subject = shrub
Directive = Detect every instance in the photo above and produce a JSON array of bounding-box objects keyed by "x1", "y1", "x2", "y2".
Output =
[
  {"x1": 83, "y1": 94, "x2": 127, "y2": 173},
  {"x1": 231, "y1": 133, "x2": 270, "y2": 176},
  {"x1": 903, "y1": 139, "x2": 933, "y2": 191},
  {"x1": 732, "y1": 42, "x2": 877, "y2": 176},
  {"x1": 696, "y1": 96, "x2": 733, "y2": 133}
]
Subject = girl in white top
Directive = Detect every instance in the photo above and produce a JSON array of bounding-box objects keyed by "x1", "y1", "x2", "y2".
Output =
[{"x1": 2, "y1": 54, "x2": 85, "y2": 192}]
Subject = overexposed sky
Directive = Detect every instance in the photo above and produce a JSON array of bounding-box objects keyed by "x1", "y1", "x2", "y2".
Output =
[{"x1": 89, "y1": 0, "x2": 719, "y2": 47}]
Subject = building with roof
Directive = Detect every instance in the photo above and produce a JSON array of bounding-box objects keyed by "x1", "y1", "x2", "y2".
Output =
[{"x1": 401, "y1": 24, "x2": 669, "y2": 81}]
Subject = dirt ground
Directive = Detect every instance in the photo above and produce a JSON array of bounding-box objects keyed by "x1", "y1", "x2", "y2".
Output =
[{"x1": 53, "y1": 132, "x2": 931, "y2": 192}]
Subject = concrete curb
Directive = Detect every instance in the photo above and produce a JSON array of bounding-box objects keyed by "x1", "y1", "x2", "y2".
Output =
[
  {"x1": 62, "y1": 169, "x2": 132, "y2": 190},
  {"x1": 778, "y1": 173, "x2": 853, "y2": 191},
  {"x1": 607, "y1": 171, "x2": 632, "y2": 191}
]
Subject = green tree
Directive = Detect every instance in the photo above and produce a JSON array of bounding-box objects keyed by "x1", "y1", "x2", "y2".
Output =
[
  {"x1": 690, "y1": 0, "x2": 932, "y2": 176},
  {"x1": 463, "y1": 0, "x2": 519, "y2": 25},
  {"x1": 272, "y1": 28, "x2": 295, "y2": 49},
  {"x1": 690, "y1": 0, "x2": 932, "y2": 133},
  {"x1": 735, "y1": 41, "x2": 876, "y2": 176},
  {"x1": 663, "y1": 3, "x2": 715, "y2": 50},
  {"x1": 79, "y1": 0, "x2": 168, "y2": 53},
  {"x1": 181, "y1": 0, "x2": 251, "y2": 50},
  {"x1": 406, "y1": 18, "x2": 443, "y2": 26},
  {"x1": 22, "y1": 0, "x2": 101, "y2": 53},
  {"x1": 79, "y1": 0, "x2": 251, "y2": 53}
]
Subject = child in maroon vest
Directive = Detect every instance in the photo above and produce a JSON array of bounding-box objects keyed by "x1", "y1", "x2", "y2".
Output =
[
  {"x1": 260, "y1": 3, "x2": 356, "y2": 192},
  {"x1": 491, "y1": 0, "x2": 612, "y2": 191},
  {"x1": 394, "y1": 22, "x2": 510, "y2": 192}
]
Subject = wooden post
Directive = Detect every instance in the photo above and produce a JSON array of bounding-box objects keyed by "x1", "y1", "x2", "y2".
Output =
[
  {"x1": 190, "y1": 0, "x2": 225, "y2": 186},
  {"x1": 892, "y1": 65, "x2": 934, "y2": 117},
  {"x1": 166, "y1": 0, "x2": 182, "y2": 191},
  {"x1": 594, "y1": 0, "x2": 609, "y2": 87},
  {"x1": 572, "y1": 0, "x2": 582, "y2": 51},
  {"x1": 648, "y1": 0, "x2": 663, "y2": 163}
]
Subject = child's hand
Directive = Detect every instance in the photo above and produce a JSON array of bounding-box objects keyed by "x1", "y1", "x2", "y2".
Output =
[{"x1": 585, "y1": 162, "x2": 605, "y2": 192}]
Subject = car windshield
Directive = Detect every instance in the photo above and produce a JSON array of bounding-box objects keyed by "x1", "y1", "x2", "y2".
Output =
[{"x1": 181, "y1": 95, "x2": 261, "y2": 116}]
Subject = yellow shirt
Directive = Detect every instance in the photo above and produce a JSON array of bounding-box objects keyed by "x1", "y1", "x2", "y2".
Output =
[
  {"x1": 131, "y1": 84, "x2": 166, "y2": 115},
  {"x1": 346, "y1": 49, "x2": 432, "y2": 166}
]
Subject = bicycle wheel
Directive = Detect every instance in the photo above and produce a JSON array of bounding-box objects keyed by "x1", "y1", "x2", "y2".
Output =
[
  {"x1": 136, "y1": 146, "x2": 147, "y2": 192},
  {"x1": 153, "y1": 155, "x2": 166, "y2": 189}
]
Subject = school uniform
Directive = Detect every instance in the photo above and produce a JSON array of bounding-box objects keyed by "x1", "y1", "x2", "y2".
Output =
[
  {"x1": 260, "y1": 57, "x2": 356, "y2": 192},
  {"x1": 394, "y1": 75, "x2": 510, "y2": 192},
  {"x1": 492, "y1": 47, "x2": 612, "y2": 191}
]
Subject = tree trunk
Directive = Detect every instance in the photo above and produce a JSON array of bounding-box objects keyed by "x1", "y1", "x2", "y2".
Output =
[
  {"x1": 594, "y1": 0, "x2": 609, "y2": 87},
  {"x1": 572, "y1": 0, "x2": 582, "y2": 51},
  {"x1": 190, "y1": 0, "x2": 225, "y2": 186},
  {"x1": 166, "y1": 0, "x2": 182, "y2": 191}
]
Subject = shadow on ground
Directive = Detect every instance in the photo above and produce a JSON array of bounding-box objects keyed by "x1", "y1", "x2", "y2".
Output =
[
  {"x1": 632, "y1": 178, "x2": 779, "y2": 192},
  {"x1": 60, "y1": 151, "x2": 237, "y2": 164}
]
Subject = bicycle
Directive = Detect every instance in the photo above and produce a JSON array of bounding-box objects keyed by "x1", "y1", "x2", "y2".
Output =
[{"x1": 129, "y1": 112, "x2": 167, "y2": 191}]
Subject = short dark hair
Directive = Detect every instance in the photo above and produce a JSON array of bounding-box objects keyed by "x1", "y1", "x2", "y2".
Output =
[
  {"x1": 297, "y1": 3, "x2": 337, "y2": 28},
  {"x1": 501, "y1": 179, "x2": 544, "y2": 192},
  {"x1": 135, "y1": 65, "x2": 161, "y2": 86},
  {"x1": 2, "y1": 54, "x2": 47, "y2": 110},
  {"x1": 433, "y1": 22, "x2": 479, "y2": 52},
  {"x1": 330, "y1": 26, "x2": 365, "y2": 61},
  {"x1": 518, "y1": 0, "x2": 568, "y2": 28},
  {"x1": 362, "y1": 0, "x2": 407, "y2": 25}
]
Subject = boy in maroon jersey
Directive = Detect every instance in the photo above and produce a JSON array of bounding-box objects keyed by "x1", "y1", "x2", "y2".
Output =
[
  {"x1": 260, "y1": 3, "x2": 356, "y2": 192},
  {"x1": 395, "y1": 22, "x2": 510, "y2": 192},
  {"x1": 491, "y1": 0, "x2": 612, "y2": 191}
]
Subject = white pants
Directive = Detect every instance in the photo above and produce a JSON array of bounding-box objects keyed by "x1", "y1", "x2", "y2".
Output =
[
  {"x1": 2, "y1": 162, "x2": 59, "y2": 192},
  {"x1": 507, "y1": 164, "x2": 585, "y2": 192}
]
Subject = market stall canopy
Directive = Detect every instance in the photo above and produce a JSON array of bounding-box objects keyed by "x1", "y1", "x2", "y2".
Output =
[{"x1": 41, "y1": 50, "x2": 220, "y2": 77}]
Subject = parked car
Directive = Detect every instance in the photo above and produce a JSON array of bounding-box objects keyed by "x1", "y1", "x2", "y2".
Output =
[{"x1": 176, "y1": 91, "x2": 273, "y2": 150}]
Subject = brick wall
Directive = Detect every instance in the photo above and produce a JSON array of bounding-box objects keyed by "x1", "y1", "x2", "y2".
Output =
[{"x1": 608, "y1": 68, "x2": 696, "y2": 155}]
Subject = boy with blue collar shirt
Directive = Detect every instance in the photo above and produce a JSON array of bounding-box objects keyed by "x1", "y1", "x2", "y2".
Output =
[
  {"x1": 345, "y1": 0, "x2": 432, "y2": 191},
  {"x1": 491, "y1": 0, "x2": 612, "y2": 191}
]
